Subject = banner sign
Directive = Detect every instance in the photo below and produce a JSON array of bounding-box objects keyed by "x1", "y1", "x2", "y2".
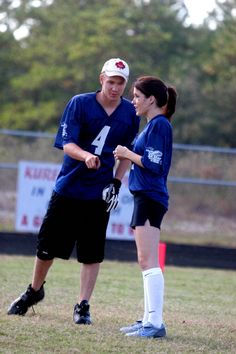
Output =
[
  {"x1": 15, "y1": 161, "x2": 135, "y2": 240},
  {"x1": 15, "y1": 161, "x2": 61, "y2": 232}
]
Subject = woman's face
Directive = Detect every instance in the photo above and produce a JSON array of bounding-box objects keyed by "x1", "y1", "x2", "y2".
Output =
[{"x1": 132, "y1": 87, "x2": 151, "y2": 116}]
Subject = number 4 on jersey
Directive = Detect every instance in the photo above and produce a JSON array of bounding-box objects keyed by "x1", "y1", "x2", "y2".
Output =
[{"x1": 92, "y1": 126, "x2": 110, "y2": 155}]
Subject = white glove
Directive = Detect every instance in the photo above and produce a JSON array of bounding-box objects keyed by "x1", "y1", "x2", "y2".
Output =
[{"x1": 102, "y1": 178, "x2": 121, "y2": 212}]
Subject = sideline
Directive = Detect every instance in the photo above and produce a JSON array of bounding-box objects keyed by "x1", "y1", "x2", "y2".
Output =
[{"x1": 1, "y1": 232, "x2": 236, "y2": 270}]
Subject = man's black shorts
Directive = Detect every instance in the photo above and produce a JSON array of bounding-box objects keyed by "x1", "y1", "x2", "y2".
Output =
[
  {"x1": 130, "y1": 192, "x2": 167, "y2": 230},
  {"x1": 37, "y1": 191, "x2": 109, "y2": 263}
]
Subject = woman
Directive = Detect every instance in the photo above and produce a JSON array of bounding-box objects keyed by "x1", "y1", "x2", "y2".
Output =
[{"x1": 114, "y1": 76, "x2": 177, "y2": 338}]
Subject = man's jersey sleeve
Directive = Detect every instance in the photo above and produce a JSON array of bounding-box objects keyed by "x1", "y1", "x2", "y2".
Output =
[{"x1": 54, "y1": 95, "x2": 82, "y2": 149}]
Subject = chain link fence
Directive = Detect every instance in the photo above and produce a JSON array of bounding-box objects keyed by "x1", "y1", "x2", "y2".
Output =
[{"x1": 0, "y1": 129, "x2": 236, "y2": 247}]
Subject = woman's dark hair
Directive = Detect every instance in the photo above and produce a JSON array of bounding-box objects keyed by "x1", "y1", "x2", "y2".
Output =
[{"x1": 132, "y1": 76, "x2": 177, "y2": 120}]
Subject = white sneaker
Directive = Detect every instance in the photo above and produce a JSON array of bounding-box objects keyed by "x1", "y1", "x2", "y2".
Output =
[
  {"x1": 120, "y1": 320, "x2": 143, "y2": 334},
  {"x1": 126, "y1": 322, "x2": 166, "y2": 338}
]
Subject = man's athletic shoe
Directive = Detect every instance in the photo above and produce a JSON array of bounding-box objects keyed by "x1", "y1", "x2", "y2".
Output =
[
  {"x1": 7, "y1": 282, "x2": 45, "y2": 316},
  {"x1": 73, "y1": 300, "x2": 92, "y2": 325},
  {"x1": 120, "y1": 320, "x2": 143, "y2": 333},
  {"x1": 126, "y1": 322, "x2": 166, "y2": 338}
]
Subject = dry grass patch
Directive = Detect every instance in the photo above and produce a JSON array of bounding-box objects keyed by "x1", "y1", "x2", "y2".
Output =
[{"x1": 0, "y1": 256, "x2": 236, "y2": 353}]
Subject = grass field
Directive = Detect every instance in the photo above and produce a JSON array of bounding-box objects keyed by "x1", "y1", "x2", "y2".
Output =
[{"x1": 0, "y1": 256, "x2": 235, "y2": 354}]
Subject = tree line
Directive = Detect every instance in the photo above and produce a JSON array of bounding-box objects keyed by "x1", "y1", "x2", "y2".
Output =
[{"x1": 0, "y1": 0, "x2": 236, "y2": 147}]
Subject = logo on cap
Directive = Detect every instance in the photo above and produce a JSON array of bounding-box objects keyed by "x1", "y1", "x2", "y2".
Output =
[{"x1": 115, "y1": 61, "x2": 126, "y2": 70}]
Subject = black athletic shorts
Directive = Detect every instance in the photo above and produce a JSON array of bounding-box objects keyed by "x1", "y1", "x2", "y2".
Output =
[
  {"x1": 130, "y1": 192, "x2": 167, "y2": 230},
  {"x1": 37, "y1": 191, "x2": 109, "y2": 263}
]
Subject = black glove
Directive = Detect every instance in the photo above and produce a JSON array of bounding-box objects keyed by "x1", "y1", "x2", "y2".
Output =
[{"x1": 102, "y1": 178, "x2": 121, "y2": 212}]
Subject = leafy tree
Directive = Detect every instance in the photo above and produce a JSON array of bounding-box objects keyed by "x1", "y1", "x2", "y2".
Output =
[
  {"x1": 201, "y1": 0, "x2": 236, "y2": 147},
  {"x1": 0, "y1": 0, "x2": 189, "y2": 131},
  {"x1": 176, "y1": 0, "x2": 236, "y2": 147},
  {"x1": 0, "y1": 31, "x2": 21, "y2": 101},
  {"x1": 168, "y1": 0, "x2": 236, "y2": 147},
  {"x1": 0, "y1": 0, "x2": 236, "y2": 147}
]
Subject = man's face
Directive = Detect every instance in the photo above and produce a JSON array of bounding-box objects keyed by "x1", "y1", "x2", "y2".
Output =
[{"x1": 100, "y1": 74, "x2": 127, "y2": 102}]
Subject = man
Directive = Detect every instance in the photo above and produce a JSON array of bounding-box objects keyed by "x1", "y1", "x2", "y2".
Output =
[{"x1": 7, "y1": 58, "x2": 140, "y2": 324}]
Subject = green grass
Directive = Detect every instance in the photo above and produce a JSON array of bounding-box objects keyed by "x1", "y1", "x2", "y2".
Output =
[{"x1": 0, "y1": 256, "x2": 236, "y2": 354}]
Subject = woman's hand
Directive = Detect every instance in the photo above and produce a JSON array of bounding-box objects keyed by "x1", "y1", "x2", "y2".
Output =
[
  {"x1": 113, "y1": 145, "x2": 129, "y2": 161},
  {"x1": 114, "y1": 145, "x2": 144, "y2": 168}
]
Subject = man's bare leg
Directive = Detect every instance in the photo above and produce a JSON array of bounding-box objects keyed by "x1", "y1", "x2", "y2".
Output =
[
  {"x1": 73, "y1": 263, "x2": 100, "y2": 324},
  {"x1": 79, "y1": 263, "x2": 100, "y2": 302},
  {"x1": 31, "y1": 257, "x2": 54, "y2": 291},
  {"x1": 7, "y1": 256, "x2": 53, "y2": 315}
]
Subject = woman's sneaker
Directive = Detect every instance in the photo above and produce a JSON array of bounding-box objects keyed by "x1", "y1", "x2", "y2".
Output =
[
  {"x1": 120, "y1": 320, "x2": 143, "y2": 333},
  {"x1": 73, "y1": 300, "x2": 92, "y2": 324},
  {"x1": 7, "y1": 283, "x2": 45, "y2": 316},
  {"x1": 126, "y1": 322, "x2": 166, "y2": 338}
]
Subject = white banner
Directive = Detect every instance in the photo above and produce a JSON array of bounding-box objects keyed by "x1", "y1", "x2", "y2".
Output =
[
  {"x1": 15, "y1": 161, "x2": 61, "y2": 232},
  {"x1": 15, "y1": 161, "x2": 134, "y2": 240}
]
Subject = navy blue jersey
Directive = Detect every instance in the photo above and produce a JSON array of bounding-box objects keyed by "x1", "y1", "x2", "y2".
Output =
[
  {"x1": 129, "y1": 115, "x2": 172, "y2": 208},
  {"x1": 54, "y1": 92, "x2": 140, "y2": 199}
]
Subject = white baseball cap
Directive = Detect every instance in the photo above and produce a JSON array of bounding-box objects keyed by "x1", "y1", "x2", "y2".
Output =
[{"x1": 101, "y1": 58, "x2": 129, "y2": 82}]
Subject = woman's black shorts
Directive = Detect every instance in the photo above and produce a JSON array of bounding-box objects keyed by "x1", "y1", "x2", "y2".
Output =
[
  {"x1": 37, "y1": 191, "x2": 109, "y2": 263},
  {"x1": 130, "y1": 192, "x2": 167, "y2": 230}
]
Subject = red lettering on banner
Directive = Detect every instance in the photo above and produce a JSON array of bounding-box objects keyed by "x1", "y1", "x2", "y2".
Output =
[
  {"x1": 111, "y1": 223, "x2": 124, "y2": 234},
  {"x1": 111, "y1": 223, "x2": 116, "y2": 233},
  {"x1": 21, "y1": 215, "x2": 28, "y2": 225},
  {"x1": 24, "y1": 167, "x2": 59, "y2": 181},
  {"x1": 128, "y1": 227, "x2": 134, "y2": 235},
  {"x1": 33, "y1": 216, "x2": 43, "y2": 227}
]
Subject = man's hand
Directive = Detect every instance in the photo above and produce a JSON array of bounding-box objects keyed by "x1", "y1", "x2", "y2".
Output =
[
  {"x1": 102, "y1": 178, "x2": 122, "y2": 212},
  {"x1": 85, "y1": 153, "x2": 101, "y2": 169}
]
